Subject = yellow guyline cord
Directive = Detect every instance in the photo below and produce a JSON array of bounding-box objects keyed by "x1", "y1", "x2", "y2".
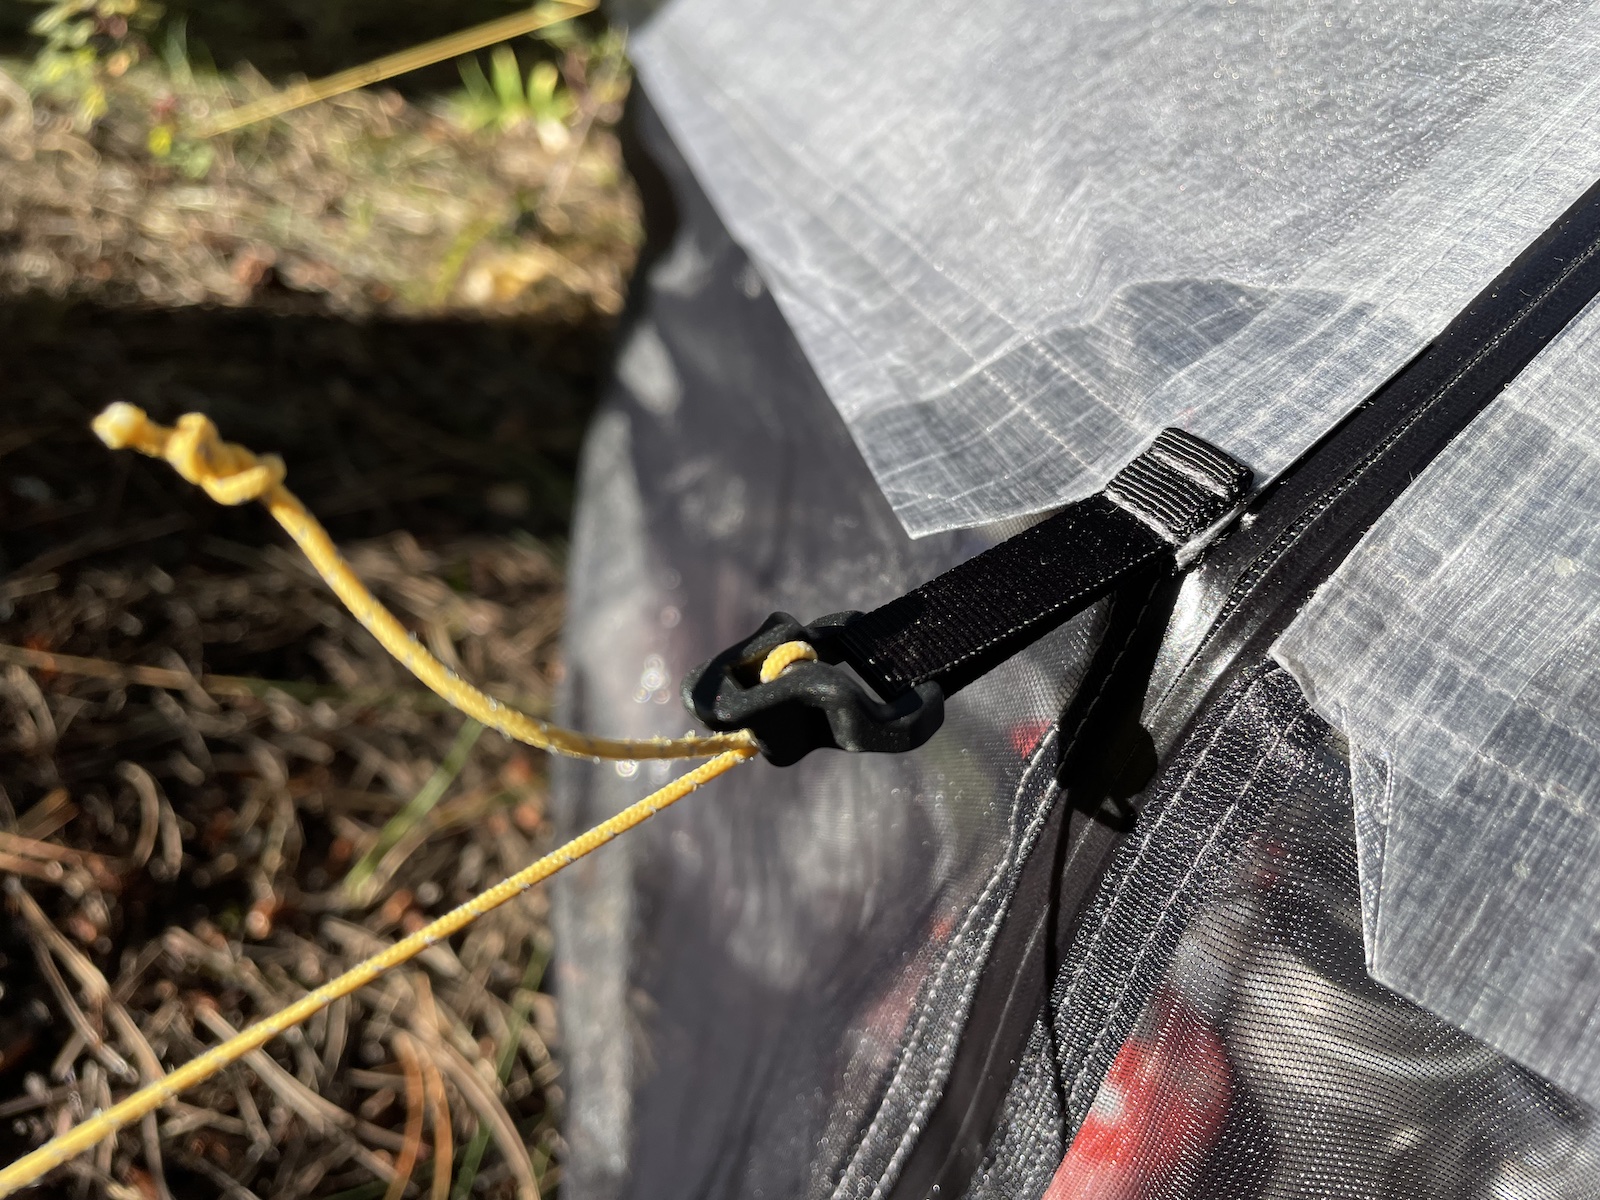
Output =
[
  {"x1": 91, "y1": 403, "x2": 757, "y2": 763},
  {"x1": 0, "y1": 753, "x2": 748, "y2": 1197},
  {"x1": 0, "y1": 406, "x2": 821, "y2": 1198}
]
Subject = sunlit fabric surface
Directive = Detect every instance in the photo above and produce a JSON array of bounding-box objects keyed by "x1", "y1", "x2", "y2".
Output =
[
  {"x1": 558, "y1": 87, "x2": 1600, "y2": 1199},
  {"x1": 632, "y1": 0, "x2": 1600, "y2": 536},
  {"x1": 1274, "y1": 295, "x2": 1600, "y2": 1109},
  {"x1": 973, "y1": 665, "x2": 1600, "y2": 1200},
  {"x1": 553, "y1": 101, "x2": 1102, "y2": 1200}
]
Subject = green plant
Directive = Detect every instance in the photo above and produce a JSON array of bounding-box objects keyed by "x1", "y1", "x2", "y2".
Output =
[
  {"x1": 145, "y1": 121, "x2": 213, "y2": 177},
  {"x1": 142, "y1": 13, "x2": 228, "y2": 179},
  {"x1": 157, "y1": 12, "x2": 211, "y2": 88},
  {"x1": 25, "y1": 0, "x2": 160, "y2": 125},
  {"x1": 445, "y1": 16, "x2": 631, "y2": 152},
  {"x1": 449, "y1": 42, "x2": 576, "y2": 145}
]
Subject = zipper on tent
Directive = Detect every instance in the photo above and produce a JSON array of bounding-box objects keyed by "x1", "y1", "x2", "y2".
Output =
[
  {"x1": 884, "y1": 173, "x2": 1600, "y2": 1200},
  {"x1": 684, "y1": 173, "x2": 1600, "y2": 780},
  {"x1": 1147, "y1": 170, "x2": 1600, "y2": 758}
]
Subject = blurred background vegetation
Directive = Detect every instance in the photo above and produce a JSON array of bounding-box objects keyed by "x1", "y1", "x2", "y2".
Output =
[
  {"x1": 0, "y1": 0, "x2": 638, "y2": 314},
  {"x1": 0, "y1": 3, "x2": 644, "y2": 1197}
]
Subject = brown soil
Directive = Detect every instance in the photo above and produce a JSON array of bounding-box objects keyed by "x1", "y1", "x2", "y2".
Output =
[{"x1": 0, "y1": 16, "x2": 638, "y2": 1198}]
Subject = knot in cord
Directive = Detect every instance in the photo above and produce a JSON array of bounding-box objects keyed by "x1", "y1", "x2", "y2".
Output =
[
  {"x1": 89, "y1": 403, "x2": 759, "y2": 761},
  {"x1": 0, "y1": 405, "x2": 817, "y2": 1196},
  {"x1": 93, "y1": 402, "x2": 287, "y2": 507}
]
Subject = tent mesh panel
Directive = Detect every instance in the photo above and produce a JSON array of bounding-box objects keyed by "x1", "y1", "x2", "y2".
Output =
[
  {"x1": 554, "y1": 96, "x2": 1101, "y2": 1200},
  {"x1": 975, "y1": 665, "x2": 1600, "y2": 1200},
  {"x1": 557, "y1": 99, "x2": 1600, "y2": 1200}
]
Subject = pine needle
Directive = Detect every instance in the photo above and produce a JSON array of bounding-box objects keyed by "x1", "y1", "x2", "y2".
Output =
[{"x1": 193, "y1": 1, "x2": 597, "y2": 137}]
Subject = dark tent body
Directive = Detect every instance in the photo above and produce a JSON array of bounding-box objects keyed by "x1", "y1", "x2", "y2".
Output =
[{"x1": 555, "y1": 4, "x2": 1600, "y2": 1197}]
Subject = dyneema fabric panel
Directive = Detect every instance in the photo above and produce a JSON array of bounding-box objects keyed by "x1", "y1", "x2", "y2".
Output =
[
  {"x1": 553, "y1": 101, "x2": 1102, "y2": 1200},
  {"x1": 970, "y1": 664, "x2": 1600, "y2": 1199},
  {"x1": 632, "y1": 0, "x2": 1600, "y2": 536},
  {"x1": 1275, "y1": 294, "x2": 1600, "y2": 1109}
]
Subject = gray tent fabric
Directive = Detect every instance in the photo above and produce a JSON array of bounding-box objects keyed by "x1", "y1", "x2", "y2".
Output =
[
  {"x1": 632, "y1": 0, "x2": 1600, "y2": 537},
  {"x1": 558, "y1": 3, "x2": 1600, "y2": 1195},
  {"x1": 553, "y1": 104, "x2": 1106, "y2": 1200},
  {"x1": 558, "y1": 91, "x2": 1600, "y2": 1198},
  {"x1": 1274, "y1": 293, "x2": 1600, "y2": 1110}
]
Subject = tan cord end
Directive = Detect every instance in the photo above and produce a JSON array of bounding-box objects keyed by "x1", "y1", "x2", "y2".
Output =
[
  {"x1": 90, "y1": 400, "x2": 152, "y2": 451},
  {"x1": 759, "y1": 640, "x2": 818, "y2": 683},
  {"x1": 92, "y1": 403, "x2": 286, "y2": 506}
]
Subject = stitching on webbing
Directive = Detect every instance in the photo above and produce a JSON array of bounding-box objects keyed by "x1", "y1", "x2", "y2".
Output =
[{"x1": 897, "y1": 541, "x2": 1167, "y2": 688}]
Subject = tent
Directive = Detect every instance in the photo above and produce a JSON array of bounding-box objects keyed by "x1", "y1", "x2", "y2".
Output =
[{"x1": 555, "y1": 3, "x2": 1600, "y2": 1197}]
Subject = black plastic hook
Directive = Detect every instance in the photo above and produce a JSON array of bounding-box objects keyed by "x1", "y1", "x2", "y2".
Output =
[{"x1": 681, "y1": 612, "x2": 945, "y2": 766}]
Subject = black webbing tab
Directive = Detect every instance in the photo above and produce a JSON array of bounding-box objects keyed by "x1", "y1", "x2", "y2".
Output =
[
  {"x1": 835, "y1": 495, "x2": 1165, "y2": 699},
  {"x1": 683, "y1": 429, "x2": 1250, "y2": 763}
]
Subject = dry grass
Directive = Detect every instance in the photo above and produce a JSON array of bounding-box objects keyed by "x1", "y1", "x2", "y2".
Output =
[
  {"x1": 0, "y1": 13, "x2": 641, "y2": 1197},
  {"x1": 0, "y1": 42, "x2": 637, "y2": 319},
  {"x1": 0, "y1": 358, "x2": 594, "y2": 1197}
]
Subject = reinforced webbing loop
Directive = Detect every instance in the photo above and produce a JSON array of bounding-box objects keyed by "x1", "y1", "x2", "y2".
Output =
[{"x1": 1104, "y1": 426, "x2": 1253, "y2": 554}]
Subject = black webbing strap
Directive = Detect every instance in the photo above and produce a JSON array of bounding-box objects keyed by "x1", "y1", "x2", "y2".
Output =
[
  {"x1": 835, "y1": 496, "x2": 1165, "y2": 698},
  {"x1": 683, "y1": 429, "x2": 1251, "y2": 764}
]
